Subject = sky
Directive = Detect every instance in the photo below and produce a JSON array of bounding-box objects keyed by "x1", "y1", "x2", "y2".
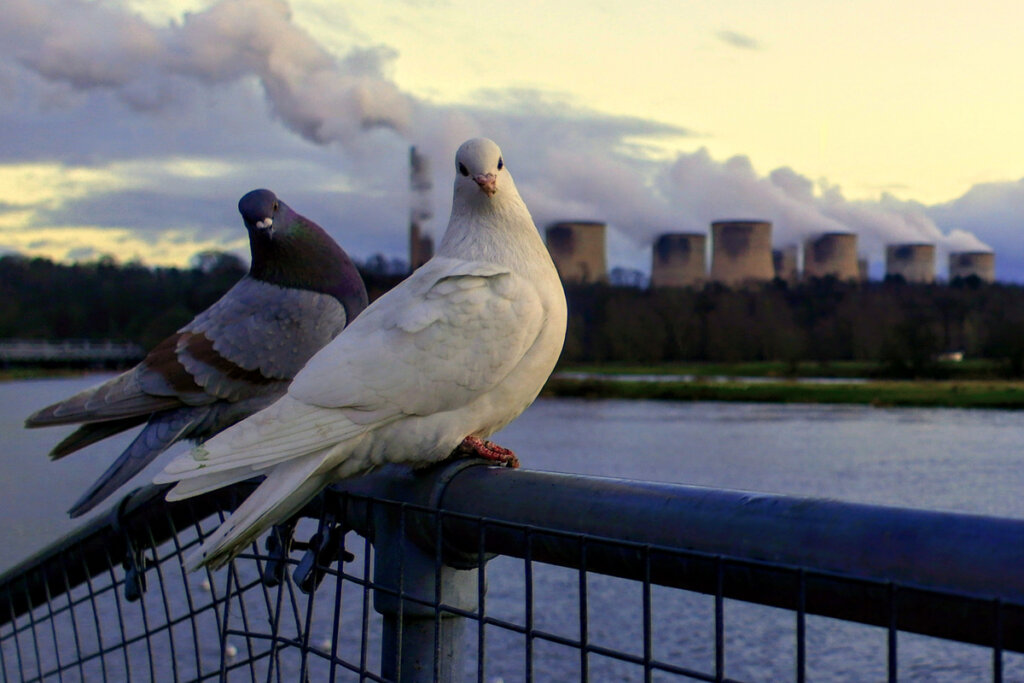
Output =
[{"x1": 2, "y1": 0, "x2": 1024, "y2": 280}]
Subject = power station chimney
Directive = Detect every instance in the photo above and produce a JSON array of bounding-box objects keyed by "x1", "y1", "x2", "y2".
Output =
[
  {"x1": 545, "y1": 221, "x2": 608, "y2": 284},
  {"x1": 885, "y1": 243, "x2": 935, "y2": 283},
  {"x1": 409, "y1": 146, "x2": 433, "y2": 270},
  {"x1": 804, "y1": 232, "x2": 859, "y2": 281},
  {"x1": 949, "y1": 251, "x2": 995, "y2": 282},
  {"x1": 650, "y1": 233, "x2": 706, "y2": 288},
  {"x1": 773, "y1": 245, "x2": 799, "y2": 283},
  {"x1": 710, "y1": 220, "x2": 774, "y2": 286}
]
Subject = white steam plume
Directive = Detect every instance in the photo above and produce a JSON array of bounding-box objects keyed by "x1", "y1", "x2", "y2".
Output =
[
  {"x1": 0, "y1": 0, "x2": 994, "y2": 274},
  {"x1": 518, "y1": 142, "x2": 991, "y2": 274},
  {"x1": 2, "y1": 0, "x2": 412, "y2": 146}
]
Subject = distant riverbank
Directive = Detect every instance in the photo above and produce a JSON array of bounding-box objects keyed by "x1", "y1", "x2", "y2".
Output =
[
  {"x1": 546, "y1": 362, "x2": 1024, "y2": 409},
  {"x1": 9, "y1": 363, "x2": 1024, "y2": 410}
]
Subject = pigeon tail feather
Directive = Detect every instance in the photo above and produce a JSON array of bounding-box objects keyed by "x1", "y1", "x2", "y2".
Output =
[
  {"x1": 185, "y1": 454, "x2": 328, "y2": 570},
  {"x1": 163, "y1": 466, "x2": 268, "y2": 501},
  {"x1": 68, "y1": 409, "x2": 199, "y2": 517},
  {"x1": 49, "y1": 416, "x2": 149, "y2": 460}
]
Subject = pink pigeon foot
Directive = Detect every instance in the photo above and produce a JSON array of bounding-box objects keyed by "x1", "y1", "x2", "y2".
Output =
[{"x1": 456, "y1": 436, "x2": 520, "y2": 468}]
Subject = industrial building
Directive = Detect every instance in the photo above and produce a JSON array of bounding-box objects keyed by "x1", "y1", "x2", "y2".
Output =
[
  {"x1": 949, "y1": 251, "x2": 995, "y2": 282},
  {"x1": 408, "y1": 146, "x2": 433, "y2": 270},
  {"x1": 545, "y1": 221, "x2": 608, "y2": 284},
  {"x1": 532, "y1": 210, "x2": 998, "y2": 289},
  {"x1": 650, "y1": 233, "x2": 706, "y2": 288},
  {"x1": 409, "y1": 223, "x2": 433, "y2": 270},
  {"x1": 710, "y1": 220, "x2": 774, "y2": 286},
  {"x1": 772, "y1": 245, "x2": 799, "y2": 283},
  {"x1": 885, "y1": 243, "x2": 936, "y2": 283},
  {"x1": 804, "y1": 232, "x2": 860, "y2": 281}
]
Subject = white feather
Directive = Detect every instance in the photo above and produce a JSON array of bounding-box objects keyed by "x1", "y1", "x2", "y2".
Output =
[{"x1": 183, "y1": 453, "x2": 330, "y2": 570}]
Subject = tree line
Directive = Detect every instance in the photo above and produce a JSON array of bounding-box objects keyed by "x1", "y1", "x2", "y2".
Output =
[
  {"x1": 0, "y1": 253, "x2": 403, "y2": 351},
  {"x1": 560, "y1": 276, "x2": 1024, "y2": 377},
  {"x1": 3, "y1": 253, "x2": 1024, "y2": 377}
]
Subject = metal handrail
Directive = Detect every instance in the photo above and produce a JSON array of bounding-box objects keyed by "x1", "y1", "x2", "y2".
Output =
[
  {"x1": 2, "y1": 458, "x2": 1023, "y2": 680},
  {"x1": 4, "y1": 460, "x2": 1023, "y2": 645},
  {"x1": 326, "y1": 461, "x2": 1024, "y2": 652}
]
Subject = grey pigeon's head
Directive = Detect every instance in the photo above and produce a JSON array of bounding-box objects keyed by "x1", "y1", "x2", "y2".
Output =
[
  {"x1": 453, "y1": 138, "x2": 514, "y2": 204},
  {"x1": 238, "y1": 188, "x2": 292, "y2": 235},
  {"x1": 238, "y1": 189, "x2": 369, "y2": 321}
]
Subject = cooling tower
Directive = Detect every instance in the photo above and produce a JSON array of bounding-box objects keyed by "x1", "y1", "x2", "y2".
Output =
[
  {"x1": 885, "y1": 243, "x2": 935, "y2": 283},
  {"x1": 710, "y1": 220, "x2": 774, "y2": 286},
  {"x1": 804, "y1": 232, "x2": 859, "y2": 281},
  {"x1": 545, "y1": 221, "x2": 608, "y2": 284},
  {"x1": 949, "y1": 251, "x2": 995, "y2": 282},
  {"x1": 773, "y1": 245, "x2": 799, "y2": 283},
  {"x1": 650, "y1": 233, "x2": 706, "y2": 288}
]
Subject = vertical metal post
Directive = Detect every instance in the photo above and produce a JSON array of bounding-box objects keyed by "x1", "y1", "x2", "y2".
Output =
[{"x1": 372, "y1": 502, "x2": 481, "y2": 682}]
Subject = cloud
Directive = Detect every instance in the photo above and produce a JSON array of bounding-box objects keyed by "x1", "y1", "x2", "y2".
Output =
[
  {"x1": 927, "y1": 179, "x2": 1024, "y2": 280},
  {"x1": 716, "y1": 30, "x2": 762, "y2": 51},
  {"x1": 0, "y1": 0, "x2": 1015, "y2": 283},
  {"x1": 505, "y1": 139, "x2": 997, "y2": 278},
  {"x1": 1, "y1": 0, "x2": 412, "y2": 148},
  {"x1": 0, "y1": 224, "x2": 243, "y2": 266}
]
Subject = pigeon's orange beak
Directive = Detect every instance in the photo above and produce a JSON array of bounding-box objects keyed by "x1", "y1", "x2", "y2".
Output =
[{"x1": 473, "y1": 173, "x2": 497, "y2": 197}]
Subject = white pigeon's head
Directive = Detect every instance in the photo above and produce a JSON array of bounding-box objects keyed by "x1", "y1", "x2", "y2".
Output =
[{"x1": 453, "y1": 138, "x2": 511, "y2": 202}]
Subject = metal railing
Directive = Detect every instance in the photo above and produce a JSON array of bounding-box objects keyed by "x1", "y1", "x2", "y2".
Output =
[{"x1": 1, "y1": 457, "x2": 1023, "y2": 681}]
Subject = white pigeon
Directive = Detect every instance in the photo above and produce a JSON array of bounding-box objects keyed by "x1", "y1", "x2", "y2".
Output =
[{"x1": 155, "y1": 137, "x2": 568, "y2": 570}]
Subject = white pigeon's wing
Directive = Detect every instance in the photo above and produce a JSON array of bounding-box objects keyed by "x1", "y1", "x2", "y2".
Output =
[
  {"x1": 156, "y1": 396, "x2": 368, "y2": 480},
  {"x1": 289, "y1": 257, "x2": 546, "y2": 421}
]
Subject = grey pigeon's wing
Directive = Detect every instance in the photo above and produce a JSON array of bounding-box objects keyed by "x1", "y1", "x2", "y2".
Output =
[
  {"x1": 177, "y1": 277, "x2": 348, "y2": 401},
  {"x1": 289, "y1": 258, "x2": 546, "y2": 422},
  {"x1": 49, "y1": 277, "x2": 347, "y2": 515},
  {"x1": 27, "y1": 277, "x2": 346, "y2": 429},
  {"x1": 66, "y1": 406, "x2": 201, "y2": 517}
]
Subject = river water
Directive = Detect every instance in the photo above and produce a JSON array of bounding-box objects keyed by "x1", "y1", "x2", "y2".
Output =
[{"x1": 2, "y1": 375, "x2": 1023, "y2": 680}]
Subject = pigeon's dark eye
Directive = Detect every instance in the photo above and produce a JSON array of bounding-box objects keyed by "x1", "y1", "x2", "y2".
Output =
[
  {"x1": 458, "y1": 162, "x2": 469, "y2": 177},
  {"x1": 272, "y1": 201, "x2": 279, "y2": 212},
  {"x1": 497, "y1": 157, "x2": 503, "y2": 171}
]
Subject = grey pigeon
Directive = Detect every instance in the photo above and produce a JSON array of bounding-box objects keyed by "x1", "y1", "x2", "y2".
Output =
[
  {"x1": 25, "y1": 189, "x2": 368, "y2": 517},
  {"x1": 156, "y1": 138, "x2": 568, "y2": 570}
]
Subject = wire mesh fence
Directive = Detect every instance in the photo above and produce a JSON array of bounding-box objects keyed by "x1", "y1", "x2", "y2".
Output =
[{"x1": 2, "y1": 459, "x2": 1023, "y2": 682}]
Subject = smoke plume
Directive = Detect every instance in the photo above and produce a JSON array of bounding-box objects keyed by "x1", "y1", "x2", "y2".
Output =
[
  {"x1": 0, "y1": 0, "x2": 998, "y2": 276},
  {"x1": 2, "y1": 0, "x2": 412, "y2": 147}
]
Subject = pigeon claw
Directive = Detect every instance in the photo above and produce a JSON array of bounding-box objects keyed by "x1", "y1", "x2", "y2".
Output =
[{"x1": 456, "y1": 436, "x2": 519, "y2": 468}]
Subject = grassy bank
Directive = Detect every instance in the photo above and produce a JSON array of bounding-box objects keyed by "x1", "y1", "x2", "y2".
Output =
[
  {"x1": 558, "y1": 359, "x2": 1006, "y2": 380},
  {"x1": 0, "y1": 368, "x2": 99, "y2": 382},
  {"x1": 545, "y1": 363, "x2": 1024, "y2": 409},
  {"x1": 11, "y1": 363, "x2": 1024, "y2": 409}
]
